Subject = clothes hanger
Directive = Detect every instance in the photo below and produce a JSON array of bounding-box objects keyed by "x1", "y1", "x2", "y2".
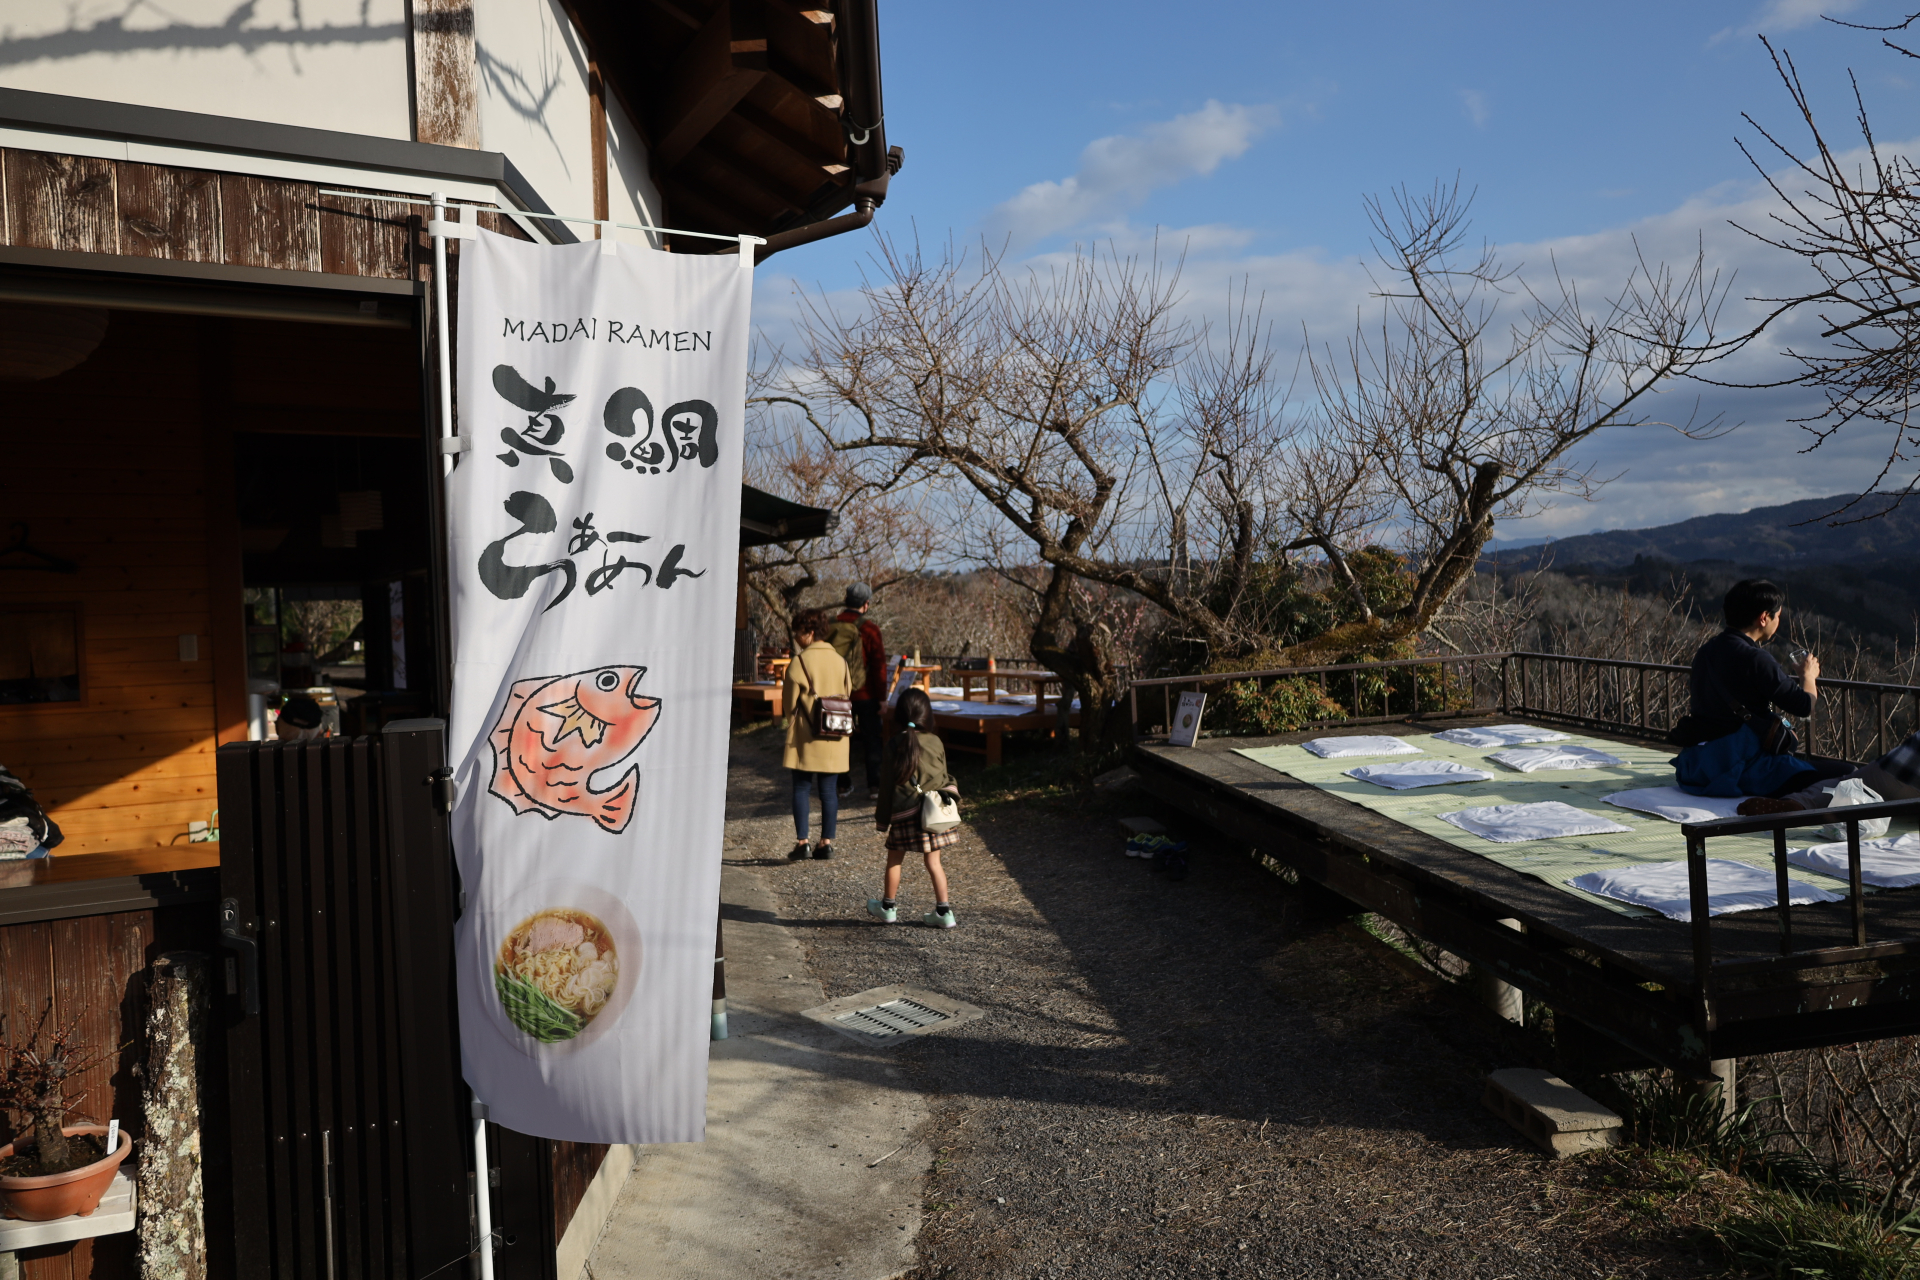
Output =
[{"x1": 0, "y1": 523, "x2": 78, "y2": 573}]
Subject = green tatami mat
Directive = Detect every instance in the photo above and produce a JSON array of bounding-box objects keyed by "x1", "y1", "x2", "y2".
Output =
[{"x1": 1231, "y1": 731, "x2": 1891, "y2": 917}]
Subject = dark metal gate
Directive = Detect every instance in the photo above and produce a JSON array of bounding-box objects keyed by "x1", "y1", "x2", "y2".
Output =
[{"x1": 216, "y1": 724, "x2": 474, "y2": 1279}]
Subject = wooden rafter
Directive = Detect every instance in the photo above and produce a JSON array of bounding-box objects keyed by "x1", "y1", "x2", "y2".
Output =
[{"x1": 568, "y1": 0, "x2": 891, "y2": 244}]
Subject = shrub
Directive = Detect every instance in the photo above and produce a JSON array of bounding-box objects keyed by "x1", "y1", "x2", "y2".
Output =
[
  {"x1": 1715, "y1": 1188, "x2": 1920, "y2": 1279},
  {"x1": 1210, "y1": 676, "x2": 1347, "y2": 736}
]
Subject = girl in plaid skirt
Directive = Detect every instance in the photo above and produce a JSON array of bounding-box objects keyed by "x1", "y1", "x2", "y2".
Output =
[{"x1": 867, "y1": 687, "x2": 962, "y2": 928}]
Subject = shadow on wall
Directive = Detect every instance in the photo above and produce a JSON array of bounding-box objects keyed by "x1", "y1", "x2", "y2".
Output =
[
  {"x1": 476, "y1": 42, "x2": 569, "y2": 154},
  {"x1": 0, "y1": 1, "x2": 406, "y2": 70}
]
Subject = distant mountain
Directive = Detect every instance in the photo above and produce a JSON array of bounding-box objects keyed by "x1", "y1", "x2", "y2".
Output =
[{"x1": 1487, "y1": 494, "x2": 1920, "y2": 571}]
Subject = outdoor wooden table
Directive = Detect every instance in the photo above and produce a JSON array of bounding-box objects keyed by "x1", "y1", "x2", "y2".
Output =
[
  {"x1": 902, "y1": 663, "x2": 941, "y2": 691},
  {"x1": 731, "y1": 682, "x2": 783, "y2": 719},
  {"x1": 950, "y1": 670, "x2": 997, "y2": 701},
  {"x1": 949, "y1": 669, "x2": 1060, "y2": 703},
  {"x1": 999, "y1": 670, "x2": 1063, "y2": 708}
]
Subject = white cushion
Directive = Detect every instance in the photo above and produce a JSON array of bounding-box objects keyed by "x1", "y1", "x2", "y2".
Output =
[
  {"x1": 1438, "y1": 800, "x2": 1632, "y2": 843},
  {"x1": 1568, "y1": 859, "x2": 1844, "y2": 921},
  {"x1": 1301, "y1": 735, "x2": 1421, "y2": 759},
  {"x1": 1344, "y1": 759, "x2": 1493, "y2": 790},
  {"x1": 1431, "y1": 724, "x2": 1573, "y2": 748},
  {"x1": 1603, "y1": 787, "x2": 1748, "y2": 824},
  {"x1": 1788, "y1": 832, "x2": 1920, "y2": 889},
  {"x1": 1487, "y1": 745, "x2": 1625, "y2": 773}
]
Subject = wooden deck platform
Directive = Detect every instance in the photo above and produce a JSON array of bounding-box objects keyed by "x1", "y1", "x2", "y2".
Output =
[
  {"x1": 1133, "y1": 719, "x2": 1920, "y2": 1077},
  {"x1": 934, "y1": 704, "x2": 1079, "y2": 766}
]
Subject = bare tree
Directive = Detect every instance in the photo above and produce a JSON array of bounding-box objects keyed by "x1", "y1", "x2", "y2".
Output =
[
  {"x1": 781, "y1": 236, "x2": 1274, "y2": 748},
  {"x1": 739, "y1": 398, "x2": 936, "y2": 634},
  {"x1": 775, "y1": 198, "x2": 1725, "y2": 745},
  {"x1": 1284, "y1": 182, "x2": 1733, "y2": 661},
  {"x1": 1721, "y1": 25, "x2": 1920, "y2": 521}
]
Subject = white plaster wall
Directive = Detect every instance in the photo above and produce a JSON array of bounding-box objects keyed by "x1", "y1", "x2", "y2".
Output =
[
  {"x1": 0, "y1": 0, "x2": 412, "y2": 140},
  {"x1": 605, "y1": 95, "x2": 663, "y2": 249},
  {"x1": 473, "y1": 0, "x2": 595, "y2": 226}
]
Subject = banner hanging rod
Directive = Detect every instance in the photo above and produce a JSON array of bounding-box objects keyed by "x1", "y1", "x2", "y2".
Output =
[{"x1": 314, "y1": 189, "x2": 763, "y2": 246}]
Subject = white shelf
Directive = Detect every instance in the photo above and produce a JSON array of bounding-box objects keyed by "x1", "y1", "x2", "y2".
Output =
[{"x1": 0, "y1": 1169, "x2": 136, "y2": 1250}]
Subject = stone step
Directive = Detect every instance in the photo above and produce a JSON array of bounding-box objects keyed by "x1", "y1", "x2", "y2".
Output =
[{"x1": 1483, "y1": 1068, "x2": 1623, "y2": 1157}]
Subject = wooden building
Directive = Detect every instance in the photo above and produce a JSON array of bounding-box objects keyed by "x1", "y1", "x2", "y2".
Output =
[{"x1": 0, "y1": 3, "x2": 892, "y2": 1276}]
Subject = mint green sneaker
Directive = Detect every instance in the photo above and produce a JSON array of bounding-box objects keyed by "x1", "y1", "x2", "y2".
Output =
[
  {"x1": 923, "y1": 906, "x2": 957, "y2": 929},
  {"x1": 866, "y1": 899, "x2": 897, "y2": 924}
]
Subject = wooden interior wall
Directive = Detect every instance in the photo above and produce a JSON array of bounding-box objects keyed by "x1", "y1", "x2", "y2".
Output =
[
  {"x1": 0, "y1": 901, "x2": 222, "y2": 1280},
  {"x1": 0, "y1": 311, "x2": 233, "y2": 855}
]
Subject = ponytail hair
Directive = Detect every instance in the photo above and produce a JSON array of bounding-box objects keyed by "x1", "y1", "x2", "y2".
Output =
[{"x1": 890, "y1": 687, "x2": 935, "y2": 793}]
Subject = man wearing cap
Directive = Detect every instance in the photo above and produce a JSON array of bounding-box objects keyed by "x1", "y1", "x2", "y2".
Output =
[
  {"x1": 828, "y1": 584, "x2": 888, "y2": 799},
  {"x1": 274, "y1": 693, "x2": 328, "y2": 742}
]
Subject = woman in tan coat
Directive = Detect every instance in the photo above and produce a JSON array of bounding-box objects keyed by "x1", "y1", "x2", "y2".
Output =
[{"x1": 782, "y1": 608, "x2": 852, "y2": 859}]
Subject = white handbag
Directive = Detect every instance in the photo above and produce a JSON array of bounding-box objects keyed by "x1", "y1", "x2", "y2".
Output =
[{"x1": 917, "y1": 785, "x2": 961, "y2": 833}]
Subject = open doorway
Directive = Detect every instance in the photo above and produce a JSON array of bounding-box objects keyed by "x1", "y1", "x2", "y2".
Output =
[
  {"x1": 235, "y1": 427, "x2": 440, "y2": 738},
  {"x1": 0, "y1": 296, "x2": 434, "y2": 860}
]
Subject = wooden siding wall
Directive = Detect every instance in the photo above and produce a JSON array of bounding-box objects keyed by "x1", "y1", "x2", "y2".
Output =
[
  {"x1": 1, "y1": 311, "x2": 232, "y2": 855},
  {"x1": 552, "y1": 1140, "x2": 611, "y2": 1243},
  {"x1": 0, "y1": 148, "x2": 522, "y2": 271},
  {"x1": 0, "y1": 903, "x2": 221, "y2": 1280}
]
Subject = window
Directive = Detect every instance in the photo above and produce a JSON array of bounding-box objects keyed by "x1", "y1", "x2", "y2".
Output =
[{"x1": 0, "y1": 605, "x2": 82, "y2": 705}]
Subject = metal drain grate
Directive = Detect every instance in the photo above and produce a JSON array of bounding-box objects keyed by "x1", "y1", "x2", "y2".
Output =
[
  {"x1": 800, "y1": 984, "x2": 984, "y2": 1048},
  {"x1": 834, "y1": 998, "x2": 951, "y2": 1039}
]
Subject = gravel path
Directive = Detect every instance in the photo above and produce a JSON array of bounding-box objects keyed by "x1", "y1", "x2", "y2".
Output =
[{"x1": 723, "y1": 725, "x2": 1719, "y2": 1279}]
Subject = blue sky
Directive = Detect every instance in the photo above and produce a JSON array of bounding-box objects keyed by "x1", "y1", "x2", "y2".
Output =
[{"x1": 754, "y1": 0, "x2": 1920, "y2": 541}]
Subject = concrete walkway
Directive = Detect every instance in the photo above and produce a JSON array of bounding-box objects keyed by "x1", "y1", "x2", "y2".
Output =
[{"x1": 585, "y1": 858, "x2": 930, "y2": 1280}]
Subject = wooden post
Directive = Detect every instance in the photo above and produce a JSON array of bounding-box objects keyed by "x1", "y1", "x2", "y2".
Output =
[
  {"x1": 1684, "y1": 1059, "x2": 1737, "y2": 1120},
  {"x1": 411, "y1": 0, "x2": 481, "y2": 148},
  {"x1": 1473, "y1": 919, "x2": 1525, "y2": 1026},
  {"x1": 138, "y1": 951, "x2": 213, "y2": 1280}
]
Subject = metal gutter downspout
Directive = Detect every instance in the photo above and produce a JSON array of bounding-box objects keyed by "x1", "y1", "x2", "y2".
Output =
[
  {"x1": 840, "y1": 0, "x2": 888, "y2": 180},
  {"x1": 750, "y1": 197, "x2": 874, "y2": 263}
]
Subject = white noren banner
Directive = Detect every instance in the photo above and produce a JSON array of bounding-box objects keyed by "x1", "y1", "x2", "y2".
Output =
[{"x1": 448, "y1": 230, "x2": 750, "y2": 1142}]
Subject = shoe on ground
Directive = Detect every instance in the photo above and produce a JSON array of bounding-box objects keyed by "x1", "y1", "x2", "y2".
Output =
[
  {"x1": 1738, "y1": 796, "x2": 1806, "y2": 816},
  {"x1": 866, "y1": 899, "x2": 897, "y2": 924},
  {"x1": 812, "y1": 841, "x2": 834, "y2": 859},
  {"x1": 923, "y1": 907, "x2": 958, "y2": 929},
  {"x1": 789, "y1": 841, "x2": 811, "y2": 860},
  {"x1": 1126, "y1": 833, "x2": 1184, "y2": 859}
]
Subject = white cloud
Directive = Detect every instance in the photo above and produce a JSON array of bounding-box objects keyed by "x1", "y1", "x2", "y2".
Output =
[
  {"x1": 985, "y1": 101, "x2": 1278, "y2": 246},
  {"x1": 1710, "y1": 0, "x2": 1864, "y2": 46},
  {"x1": 1460, "y1": 89, "x2": 1490, "y2": 128}
]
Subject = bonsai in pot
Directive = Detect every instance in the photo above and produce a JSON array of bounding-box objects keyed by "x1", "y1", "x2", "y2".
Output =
[{"x1": 0, "y1": 1004, "x2": 132, "y2": 1221}]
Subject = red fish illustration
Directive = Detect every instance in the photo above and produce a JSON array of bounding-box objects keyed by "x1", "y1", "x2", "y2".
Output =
[{"x1": 489, "y1": 665, "x2": 662, "y2": 833}]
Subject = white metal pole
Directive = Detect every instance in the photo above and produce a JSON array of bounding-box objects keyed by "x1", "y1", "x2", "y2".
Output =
[
  {"x1": 431, "y1": 191, "x2": 457, "y2": 478},
  {"x1": 472, "y1": 1099, "x2": 495, "y2": 1279}
]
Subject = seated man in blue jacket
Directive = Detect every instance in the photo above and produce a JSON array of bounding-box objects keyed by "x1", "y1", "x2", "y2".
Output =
[{"x1": 1673, "y1": 579, "x2": 1831, "y2": 799}]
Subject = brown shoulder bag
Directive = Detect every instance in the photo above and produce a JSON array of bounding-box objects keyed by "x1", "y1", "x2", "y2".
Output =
[{"x1": 799, "y1": 651, "x2": 854, "y2": 740}]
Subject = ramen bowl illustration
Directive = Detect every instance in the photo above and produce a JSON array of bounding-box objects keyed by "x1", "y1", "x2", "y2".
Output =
[{"x1": 480, "y1": 881, "x2": 641, "y2": 1058}]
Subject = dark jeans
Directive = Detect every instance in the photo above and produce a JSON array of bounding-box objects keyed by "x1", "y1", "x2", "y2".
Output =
[
  {"x1": 841, "y1": 699, "x2": 882, "y2": 790},
  {"x1": 791, "y1": 769, "x2": 840, "y2": 840},
  {"x1": 1770, "y1": 755, "x2": 1857, "y2": 798}
]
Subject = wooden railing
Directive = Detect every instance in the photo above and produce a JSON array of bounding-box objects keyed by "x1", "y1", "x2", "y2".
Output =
[{"x1": 1129, "y1": 650, "x2": 1920, "y2": 760}]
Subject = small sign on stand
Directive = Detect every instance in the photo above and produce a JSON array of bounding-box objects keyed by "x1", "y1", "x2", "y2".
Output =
[{"x1": 1168, "y1": 691, "x2": 1207, "y2": 747}]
